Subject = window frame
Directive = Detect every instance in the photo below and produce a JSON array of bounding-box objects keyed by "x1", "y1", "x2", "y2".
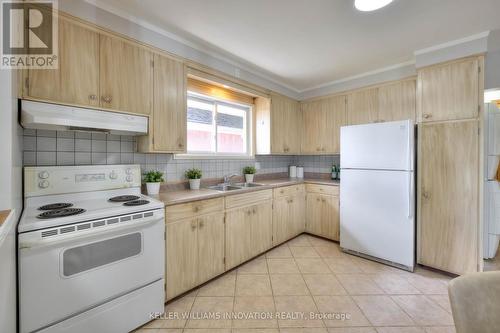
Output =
[{"x1": 175, "y1": 92, "x2": 254, "y2": 160}]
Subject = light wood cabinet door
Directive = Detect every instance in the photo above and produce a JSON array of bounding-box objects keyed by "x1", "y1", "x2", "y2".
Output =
[
  {"x1": 270, "y1": 94, "x2": 301, "y2": 154},
  {"x1": 378, "y1": 79, "x2": 416, "y2": 122},
  {"x1": 418, "y1": 57, "x2": 480, "y2": 122},
  {"x1": 418, "y1": 120, "x2": 479, "y2": 275},
  {"x1": 348, "y1": 88, "x2": 379, "y2": 125},
  {"x1": 149, "y1": 54, "x2": 186, "y2": 152},
  {"x1": 306, "y1": 193, "x2": 324, "y2": 236},
  {"x1": 290, "y1": 193, "x2": 306, "y2": 237},
  {"x1": 225, "y1": 208, "x2": 252, "y2": 270},
  {"x1": 99, "y1": 34, "x2": 153, "y2": 115},
  {"x1": 251, "y1": 202, "x2": 273, "y2": 255},
  {"x1": 28, "y1": 17, "x2": 99, "y2": 106},
  {"x1": 320, "y1": 95, "x2": 347, "y2": 153},
  {"x1": 197, "y1": 213, "x2": 225, "y2": 283},
  {"x1": 273, "y1": 197, "x2": 291, "y2": 245},
  {"x1": 301, "y1": 100, "x2": 323, "y2": 153},
  {"x1": 306, "y1": 193, "x2": 339, "y2": 241},
  {"x1": 166, "y1": 218, "x2": 198, "y2": 300}
]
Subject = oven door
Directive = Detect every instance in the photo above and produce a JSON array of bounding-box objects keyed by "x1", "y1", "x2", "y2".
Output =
[{"x1": 19, "y1": 211, "x2": 165, "y2": 333}]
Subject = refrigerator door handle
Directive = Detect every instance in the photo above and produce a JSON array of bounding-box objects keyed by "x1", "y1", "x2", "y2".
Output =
[{"x1": 408, "y1": 172, "x2": 413, "y2": 219}]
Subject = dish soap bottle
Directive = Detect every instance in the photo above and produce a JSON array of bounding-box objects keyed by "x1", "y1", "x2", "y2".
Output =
[{"x1": 331, "y1": 165, "x2": 338, "y2": 180}]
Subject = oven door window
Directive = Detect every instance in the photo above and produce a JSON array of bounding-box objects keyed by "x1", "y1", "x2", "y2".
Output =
[{"x1": 62, "y1": 233, "x2": 142, "y2": 277}]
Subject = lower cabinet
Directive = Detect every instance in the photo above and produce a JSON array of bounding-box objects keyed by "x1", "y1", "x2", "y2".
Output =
[
  {"x1": 273, "y1": 192, "x2": 306, "y2": 245},
  {"x1": 225, "y1": 201, "x2": 273, "y2": 270},
  {"x1": 165, "y1": 211, "x2": 225, "y2": 300},
  {"x1": 306, "y1": 191, "x2": 340, "y2": 241}
]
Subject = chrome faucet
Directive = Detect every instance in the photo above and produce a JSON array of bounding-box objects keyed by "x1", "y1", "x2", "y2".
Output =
[{"x1": 223, "y1": 173, "x2": 239, "y2": 184}]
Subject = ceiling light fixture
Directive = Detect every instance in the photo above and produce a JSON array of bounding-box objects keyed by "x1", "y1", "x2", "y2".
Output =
[{"x1": 354, "y1": 0, "x2": 393, "y2": 12}]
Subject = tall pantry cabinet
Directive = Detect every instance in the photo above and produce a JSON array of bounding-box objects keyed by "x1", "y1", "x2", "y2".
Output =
[{"x1": 416, "y1": 56, "x2": 484, "y2": 275}]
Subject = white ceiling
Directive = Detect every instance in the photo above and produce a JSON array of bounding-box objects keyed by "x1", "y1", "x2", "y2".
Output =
[{"x1": 90, "y1": 0, "x2": 500, "y2": 92}]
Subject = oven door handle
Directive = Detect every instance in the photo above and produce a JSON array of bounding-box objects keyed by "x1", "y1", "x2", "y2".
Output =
[{"x1": 19, "y1": 218, "x2": 163, "y2": 250}]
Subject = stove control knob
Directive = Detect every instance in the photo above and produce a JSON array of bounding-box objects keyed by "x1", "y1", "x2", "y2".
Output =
[
  {"x1": 38, "y1": 180, "x2": 49, "y2": 189},
  {"x1": 125, "y1": 168, "x2": 132, "y2": 175},
  {"x1": 109, "y1": 171, "x2": 118, "y2": 180},
  {"x1": 126, "y1": 175, "x2": 133, "y2": 182},
  {"x1": 38, "y1": 171, "x2": 49, "y2": 179}
]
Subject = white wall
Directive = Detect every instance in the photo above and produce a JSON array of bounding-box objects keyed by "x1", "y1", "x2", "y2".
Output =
[{"x1": 0, "y1": 67, "x2": 23, "y2": 333}]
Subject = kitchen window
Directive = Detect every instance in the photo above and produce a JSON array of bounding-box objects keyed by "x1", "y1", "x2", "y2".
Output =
[{"x1": 179, "y1": 92, "x2": 252, "y2": 158}]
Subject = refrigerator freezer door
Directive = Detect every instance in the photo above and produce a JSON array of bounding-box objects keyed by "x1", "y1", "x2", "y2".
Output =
[
  {"x1": 340, "y1": 120, "x2": 414, "y2": 171},
  {"x1": 340, "y1": 169, "x2": 415, "y2": 268}
]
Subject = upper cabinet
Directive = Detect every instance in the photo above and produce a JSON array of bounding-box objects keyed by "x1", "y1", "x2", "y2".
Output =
[
  {"x1": 417, "y1": 57, "x2": 481, "y2": 122},
  {"x1": 138, "y1": 54, "x2": 186, "y2": 153},
  {"x1": 378, "y1": 79, "x2": 416, "y2": 122},
  {"x1": 25, "y1": 16, "x2": 154, "y2": 116},
  {"x1": 347, "y1": 88, "x2": 379, "y2": 125},
  {"x1": 301, "y1": 95, "x2": 346, "y2": 154},
  {"x1": 99, "y1": 35, "x2": 153, "y2": 115},
  {"x1": 27, "y1": 17, "x2": 100, "y2": 107},
  {"x1": 255, "y1": 93, "x2": 301, "y2": 155}
]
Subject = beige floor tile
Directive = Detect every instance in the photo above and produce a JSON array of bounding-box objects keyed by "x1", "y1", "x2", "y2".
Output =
[
  {"x1": 307, "y1": 236, "x2": 336, "y2": 247},
  {"x1": 391, "y1": 295, "x2": 454, "y2": 326},
  {"x1": 327, "y1": 328, "x2": 376, "y2": 333},
  {"x1": 313, "y1": 295, "x2": 370, "y2": 327},
  {"x1": 427, "y1": 295, "x2": 452, "y2": 314},
  {"x1": 135, "y1": 329, "x2": 184, "y2": 333},
  {"x1": 315, "y1": 246, "x2": 344, "y2": 258},
  {"x1": 238, "y1": 259, "x2": 269, "y2": 275},
  {"x1": 370, "y1": 273, "x2": 421, "y2": 295},
  {"x1": 232, "y1": 329, "x2": 279, "y2": 333},
  {"x1": 184, "y1": 329, "x2": 231, "y2": 333},
  {"x1": 232, "y1": 296, "x2": 278, "y2": 328},
  {"x1": 287, "y1": 235, "x2": 313, "y2": 247},
  {"x1": 296, "y1": 258, "x2": 332, "y2": 274},
  {"x1": 274, "y1": 295, "x2": 323, "y2": 328},
  {"x1": 336, "y1": 274, "x2": 384, "y2": 295},
  {"x1": 145, "y1": 297, "x2": 194, "y2": 328},
  {"x1": 198, "y1": 274, "x2": 236, "y2": 297},
  {"x1": 266, "y1": 245, "x2": 293, "y2": 259},
  {"x1": 424, "y1": 327, "x2": 456, "y2": 333},
  {"x1": 290, "y1": 246, "x2": 321, "y2": 258},
  {"x1": 271, "y1": 274, "x2": 310, "y2": 295},
  {"x1": 348, "y1": 257, "x2": 397, "y2": 274},
  {"x1": 303, "y1": 274, "x2": 347, "y2": 296},
  {"x1": 405, "y1": 271, "x2": 450, "y2": 295},
  {"x1": 375, "y1": 328, "x2": 424, "y2": 333},
  {"x1": 186, "y1": 296, "x2": 234, "y2": 328},
  {"x1": 352, "y1": 295, "x2": 414, "y2": 326},
  {"x1": 324, "y1": 257, "x2": 363, "y2": 274},
  {"x1": 236, "y1": 274, "x2": 273, "y2": 296},
  {"x1": 280, "y1": 328, "x2": 329, "y2": 333},
  {"x1": 267, "y1": 259, "x2": 300, "y2": 274}
]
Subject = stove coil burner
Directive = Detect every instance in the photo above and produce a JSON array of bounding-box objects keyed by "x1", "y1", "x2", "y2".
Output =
[
  {"x1": 108, "y1": 195, "x2": 141, "y2": 202},
  {"x1": 123, "y1": 200, "x2": 149, "y2": 206},
  {"x1": 37, "y1": 208, "x2": 86, "y2": 219},
  {"x1": 38, "y1": 203, "x2": 73, "y2": 210}
]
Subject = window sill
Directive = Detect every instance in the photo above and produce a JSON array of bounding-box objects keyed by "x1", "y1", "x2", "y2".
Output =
[{"x1": 174, "y1": 154, "x2": 256, "y2": 160}]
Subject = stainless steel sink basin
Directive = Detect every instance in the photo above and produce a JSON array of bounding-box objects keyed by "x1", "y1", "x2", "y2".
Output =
[
  {"x1": 207, "y1": 184, "x2": 243, "y2": 191},
  {"x1": 233, "y1": 183, "x2": 264, "y2": 188}
]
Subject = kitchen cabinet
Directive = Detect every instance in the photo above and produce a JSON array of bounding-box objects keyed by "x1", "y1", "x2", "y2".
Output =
[
  {"x1": 99, "y1": 34, "x2": 153, "y2": 115},
  {"x1": 347, "y1": 88, "x2": 379, "y2": 125},
  {"x1": 301, "y1": 95, "x2": 347, "y2": 154},
  {"x1": 305, "y1": 185, "x2": 340, "y2": 241},
  {"x1": 417, "y1": 56, "x2": 481, "y2": 122},
  {"x1": 417, "y1": 120, "x2": 480, "y2": 275},
  {"x1": 378, "y1": 79, "x2": 416, "y2": 122},
  {"x1": 273, "y1": 186, "x2": 306, "y2": 245},
  {"x1": 137, "y1": 54, "x2": 187, "y2": 153},
  {"x1": 27, "y1": 17, "x2": 100, "y2": 107},
  {"x1": 255, "y1": 94, "x2": 301, "y2": 154}
]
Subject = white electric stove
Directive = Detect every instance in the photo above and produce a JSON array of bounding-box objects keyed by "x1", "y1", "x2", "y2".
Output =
[{"x1": 18, "y1": 165, "x2": 165, "y2": 333}]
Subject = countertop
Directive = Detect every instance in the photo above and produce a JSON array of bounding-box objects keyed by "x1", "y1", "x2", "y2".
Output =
[{"x1": 152, "y1": 178, "x2": 340, "y2": 206}]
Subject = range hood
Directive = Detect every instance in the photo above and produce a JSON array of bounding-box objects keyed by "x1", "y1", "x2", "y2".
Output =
[{"x1": 20, "y1": 100, "x2": 148, "y2": 135}]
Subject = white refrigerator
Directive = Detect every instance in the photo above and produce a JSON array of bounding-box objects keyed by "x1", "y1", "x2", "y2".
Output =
[{"x1": 340, "y1": 120, "x2": 415, "y2": 271}]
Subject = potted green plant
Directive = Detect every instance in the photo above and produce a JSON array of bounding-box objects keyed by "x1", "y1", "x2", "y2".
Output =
[
  {"x1": 185, "y1": 168, "x2": 202, "y2": 190},
  {"x1": 143, "y1": 170, "x2": 164, "y2": 195},
  {"x1": 243, "y1": 166, "x2": 256, "y2": 183}
]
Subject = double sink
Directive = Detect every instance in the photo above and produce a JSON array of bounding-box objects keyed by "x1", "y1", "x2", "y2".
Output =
[{"x1": 207, "y1": 183, "x2": 264, "y2": 192}]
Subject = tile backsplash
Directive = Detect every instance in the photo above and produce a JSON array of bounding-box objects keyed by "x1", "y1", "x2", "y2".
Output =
[{"x1": 23, "y1": 129, "x2": 339, "y2": 181}]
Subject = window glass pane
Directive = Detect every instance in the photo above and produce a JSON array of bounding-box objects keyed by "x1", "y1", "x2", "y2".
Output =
[
  {"x1": 216, "y1": 103, "x2": 247, "y2": 154},
  {"x1": 187, "y1": 97, "x2": 215, "y2": 153}
]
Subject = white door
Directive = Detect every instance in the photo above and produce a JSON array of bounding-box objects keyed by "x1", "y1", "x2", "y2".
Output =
[
  {"x1": 340, "y1": 120, "x2": 414, "y2": 171},
  {"x1": 340, "y1": 169, "x2": 415, "y2": 268}
]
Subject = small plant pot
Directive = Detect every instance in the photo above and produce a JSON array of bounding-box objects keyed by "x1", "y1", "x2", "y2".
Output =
[
  {"x1": 245, "y1": 174, "x2": 254, "y2": 183},
  {"x1": 189, "y1": 179, "x2": 201, "y2": 190},
  {"x1": 146, "y1": 182, "x2": 160, "y2": 195}
]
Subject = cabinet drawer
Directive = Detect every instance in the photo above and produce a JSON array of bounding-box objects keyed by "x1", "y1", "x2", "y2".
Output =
[
  {"x1": 166, "y1": 198, "x2": 224, "y2": 222},
  {"x1": 306, "y1": 184, "x2": 339, "y2": 196},
  {"x1": 274, "y1": 184, "x2": 305, "y2": 198},
  {"x1": 225, "y1": 189, "x2": 273, "y2": 210}
]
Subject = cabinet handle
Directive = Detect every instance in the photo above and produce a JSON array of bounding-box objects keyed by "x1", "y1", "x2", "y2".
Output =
[
  {"x1": 199, "y1": 220, "x2": 204, "y2": 228},
  {"x1": 316, "y1": 198, "x2": 320, "y2": 202},
  {"x1": 191, "y1": 220, "x2": 197, "y2": 230},
  {"x1": 101, "y1": 95, "x2": 112, "y2": 103},
  {"x1": 178, "y1": 142, "x2": 184, "y2": 148},
  {"x1": 423, "y1": 114, "x2": 431, "y2": 119},
  {"x1": 321, "y1": 199, "x2": 325, "y2": 203},
  {"x1": 89, "y1": 94, "x2": 97, "y2": 100},
  {"x1": 422, "y1": 190, "x2": 430, "y2": 199},
  {"x1": 193, "y1": 206, "x2": 200, "y2": 213},
  {"x1": 253, "y1": 208, "x2": 256, "y2": 214}
]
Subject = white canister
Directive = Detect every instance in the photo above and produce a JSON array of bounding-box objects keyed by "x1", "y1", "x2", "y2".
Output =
[
  {"x1": 296, "y1": 167, "x2": 304, "y2": 179},
  {"x1": 289, "y1": 165, "x2": 297, "y2": 178}
]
